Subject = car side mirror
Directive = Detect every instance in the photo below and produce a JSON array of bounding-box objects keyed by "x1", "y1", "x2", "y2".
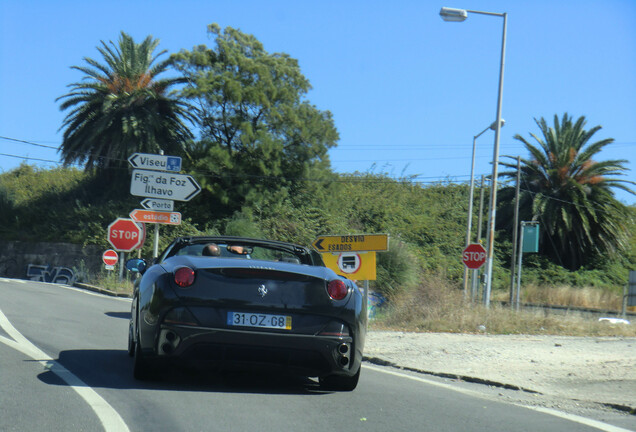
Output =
[{"x1": 126, "y1": 258, "x2": 148, "y2": 274}]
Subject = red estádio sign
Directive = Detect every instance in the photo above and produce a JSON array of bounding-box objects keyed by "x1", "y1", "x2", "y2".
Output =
[
  {"x1": 462, "y1": 243, "x2": 487, "y2": 269},
  {"x1": 102, "y1": 249, "x2": 119, "y2": 266},
  {"x1": 107, "y1": 218, "x2": 144, "y2": 252}
]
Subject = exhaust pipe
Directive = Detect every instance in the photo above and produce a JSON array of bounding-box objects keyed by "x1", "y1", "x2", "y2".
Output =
[
  {"x1": 338, "y1": 343, "x2": 349, "y2": 354},
  {"x1": 159, "y1": 330, "x2": 180, "y2": 355}
]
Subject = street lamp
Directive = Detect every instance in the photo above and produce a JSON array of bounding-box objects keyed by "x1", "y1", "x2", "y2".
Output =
[
  {"x1": 462, "y1": 119, "x2": 504, "y2": 297},
  {"x1": 440, "y1": 6, "x2": 507, "y2": 307}
]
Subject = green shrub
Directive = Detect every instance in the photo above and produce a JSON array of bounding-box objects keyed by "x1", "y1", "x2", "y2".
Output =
[{"x1": 373, "y1": 239, "x2": 420, "y2": 299}]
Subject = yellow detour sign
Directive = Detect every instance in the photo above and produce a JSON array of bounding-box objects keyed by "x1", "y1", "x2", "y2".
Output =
[
  {"x1": 312, "y1": 234, "x2": 389, "y2": 253},
  {"x1": 322, "y1": 252, "x2": 376, "y2": 281}
]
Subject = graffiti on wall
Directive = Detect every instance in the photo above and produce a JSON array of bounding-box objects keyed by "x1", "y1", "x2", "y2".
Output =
[
  {"x1": 26, "y1": 264, "x2": 76, "y2": 285},
  {"x1": 0, "y1": 258, "x2": 17, "y2": 277}
]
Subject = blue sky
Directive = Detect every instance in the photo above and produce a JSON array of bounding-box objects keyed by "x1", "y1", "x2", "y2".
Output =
[{"x1": 1, "y1": 0, "x2": 635, "y2": 205}]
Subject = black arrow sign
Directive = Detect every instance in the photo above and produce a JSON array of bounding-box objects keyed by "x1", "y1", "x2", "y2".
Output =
[{"x1": 184, "y1": 177, "x2": 201, "y2": 201}]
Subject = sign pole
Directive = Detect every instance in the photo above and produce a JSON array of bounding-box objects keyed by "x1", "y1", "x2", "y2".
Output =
[
  {"x1": 509, "y1": 156, "x2": 521, "y2": 308},
  {"x1": 119, "y1": 252, "x2": 125, "y2": 282},
  {"x1": 153, "y1": 224, "x2": 160, "y2": 258},
  {"x1": 363, "y1": 280, "x2": 369, "y2": 317},
  {"x1": 515, "y1": 223, "x2": 525, "y2": 311}
]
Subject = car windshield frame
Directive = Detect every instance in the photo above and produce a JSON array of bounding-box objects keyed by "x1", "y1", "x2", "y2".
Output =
[{"x1": 157, "y1": 236, "x2": 322, "y2": 266}]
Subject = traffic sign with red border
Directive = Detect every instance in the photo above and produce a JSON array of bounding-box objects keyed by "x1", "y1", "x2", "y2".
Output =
[
  {"x1": 462, "y1": 243, "x2": 487, "y2": 269},
  {"x1": 102, "y1": 249, "x2": 119, "y2": 266},
  {"x1": 107, "y1": 218, "x2": 144, "y2": 252},
  {"x1": 321, "y1": 252, "x2": 377, "y2": 281}
]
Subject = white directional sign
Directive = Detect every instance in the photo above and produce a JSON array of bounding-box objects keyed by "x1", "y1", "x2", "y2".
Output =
[
  {"x1": 128, "y1": 153, "x2": 181, "y2": 172},
  {"x1": 141, "y1": 198, "x2": 174, "y2": 211},
  {"x1": 130, "y1": 169, "x2": 201, "y2": 202}
]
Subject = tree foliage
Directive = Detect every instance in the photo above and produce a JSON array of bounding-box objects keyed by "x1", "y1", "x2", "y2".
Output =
[
  {"x1": 498, "y1": 114, "x2": 635, "y2": 270},
  {"x1": 171, "y1": 24, "x2": 338, "y2": 216},
  {"x1": 57, "y1": 32, "x2": 194, "y2": 176}
]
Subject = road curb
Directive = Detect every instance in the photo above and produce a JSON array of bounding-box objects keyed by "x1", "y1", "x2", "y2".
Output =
[
  {"x1": 73, "y1": 282, "x2": 131, "y2": 298},
  {"x1": 363, "y1": 355, "x2": 636, "y2": 415},
  {"x1": 363, "y1": 355, "x2": 539, "y2": 394}
]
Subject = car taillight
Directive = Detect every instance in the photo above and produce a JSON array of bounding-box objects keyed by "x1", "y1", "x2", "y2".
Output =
[
  {"x1": 174, "y1": 267, "x2": 195, "y2": 287},
  {"x1": 327, "y1": 280, "x2": 348, "y2": 300}
]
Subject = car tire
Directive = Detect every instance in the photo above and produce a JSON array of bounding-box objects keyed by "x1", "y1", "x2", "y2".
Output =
[
  {"x1": 133, "y1": 331, "x2": 157, "y2": 381},
  {"x1": 127, "y1": 323, "x2": 135, "y2": 357},
  {"x1": 319, "y1": 366, "x2": 360, "y2": 391}
]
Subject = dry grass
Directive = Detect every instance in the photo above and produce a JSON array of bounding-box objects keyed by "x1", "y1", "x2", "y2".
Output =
[
  {"x1": 508, "y1": 284, "x2": 624, "y2": 310},
  {"x1": 373, "y1": 275, "x2": 636, "y2": 336},
  {"x1": 88, "y1": 272, "x2": 135, "y2": 295}
]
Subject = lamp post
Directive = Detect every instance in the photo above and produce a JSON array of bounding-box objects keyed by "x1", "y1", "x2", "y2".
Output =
[
  {"x1": 440, "y1": 6, "x2": 507, "y2": 307},
  {"x1": 462, "y1": 119, "x2": 504, "y2": 297}
]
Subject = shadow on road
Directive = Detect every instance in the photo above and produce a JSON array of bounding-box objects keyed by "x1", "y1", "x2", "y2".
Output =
[
  {"x1": 36, "y1": 348, "x2": 327, "y2": 395},
  {"x1": 104, "y1": 311, "x2": 131, "y2": 320}
]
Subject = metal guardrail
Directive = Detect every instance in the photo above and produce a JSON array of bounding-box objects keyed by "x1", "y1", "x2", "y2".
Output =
[{"x1": 498, "y1": 301, "x2": 636, "y2": 320}]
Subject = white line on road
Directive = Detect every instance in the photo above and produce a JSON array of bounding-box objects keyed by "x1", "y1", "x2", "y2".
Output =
[
  {"x1": 364, "y1": 364, "x2": 634, "y2": 432},
  {"x1": 0, "y1": 306, "x2": 130, "y2": 432}
]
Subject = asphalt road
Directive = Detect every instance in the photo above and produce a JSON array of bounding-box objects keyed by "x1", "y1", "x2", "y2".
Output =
[{"x1": 0, "y1": 279, "x2": 630, "y2": 432}]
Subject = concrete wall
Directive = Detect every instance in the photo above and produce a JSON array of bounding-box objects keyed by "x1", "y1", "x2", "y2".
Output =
[{"x1": 0, "y1": 241, "x2": 103, "y2": 283}]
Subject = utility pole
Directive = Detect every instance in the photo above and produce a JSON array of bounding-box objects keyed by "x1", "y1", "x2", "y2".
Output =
[
  {"x1": 473, "y1": 175, "x2": 486, "y2": 303},
  {"x1": 509, "y1": 156, "x2": 521, "y2": 308}
]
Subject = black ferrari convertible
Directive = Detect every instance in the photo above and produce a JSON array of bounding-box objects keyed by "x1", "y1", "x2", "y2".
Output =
[{"x1": 126, "y1": 236, "x2": 367, "y2": 391}]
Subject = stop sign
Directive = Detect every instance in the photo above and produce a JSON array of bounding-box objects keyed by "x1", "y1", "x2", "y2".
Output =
[
  {"x1": 462, "y1": 243, "x2": 487, "y2": 269},
  {"x1": 102, "y1": 249, "x2": 119, "y2": 266},
  {"x1": 107, "y1": 218, "x2": 144, "y2": 251}
]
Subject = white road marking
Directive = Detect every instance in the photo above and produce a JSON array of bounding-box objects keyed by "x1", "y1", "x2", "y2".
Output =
[
  {"x1": 0, "y1": 299, "x2": 130, "y2": 431},
  {"x1": 51, "y1": 283, "x2": 132, "y2": 302},
  {"x1": 526, "y1": 406, "x2": 634, "y2": 432},
  {"x1": 364, "y1": 364, "x2": 634, "y2": 432},
  {"x1": 0, "y1": 277, "x2": 131, "y2": 302}
]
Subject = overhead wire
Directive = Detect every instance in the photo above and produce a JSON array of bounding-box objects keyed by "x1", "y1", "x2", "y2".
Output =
[{"x1": 1, "y1": 134, "x2": 634, "y2": 194}]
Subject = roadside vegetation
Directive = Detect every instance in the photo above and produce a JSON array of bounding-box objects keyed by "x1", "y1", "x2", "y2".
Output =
[
  {"x1": 1, "y1": 24, "x2": 635, "y2": 335},
  {"x1": 371, "y1": 274, "x2": 636, "y2": 336}
]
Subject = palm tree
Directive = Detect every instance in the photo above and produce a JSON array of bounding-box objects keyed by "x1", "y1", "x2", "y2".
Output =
[
  {"x1": 57, "y1": 32, "x2": 194, "y2": 174},
  {"x1": 498, "y1": 113, "x2": 635, "y2": 270}
]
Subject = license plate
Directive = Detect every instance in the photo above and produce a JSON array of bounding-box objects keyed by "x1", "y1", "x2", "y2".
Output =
[{"x1": 227, "y1": 312, "x2": 292, "y2": 330}]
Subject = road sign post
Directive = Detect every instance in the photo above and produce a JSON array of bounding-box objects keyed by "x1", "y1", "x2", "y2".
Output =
[
  {"x1": 140, "y1": 198, "x2": 174, "y2": 211},
  {"x1": 107, "y1": 218, "x2": 144, "y2": 252},
  {"x1": 312, "y1": 234, "x2": 389, "y2": 253},
  {"x1": 321, "y1": 252, "x2": 377, "y2": 281},
  {"x1": 130, "y1": 169, "x2": 201, "y2": 202},
  {"x1": 129, "y1": 152, "x2": 199, "y2": 258},
  {"x1": 462, "y1": 243, "x2": 487, "y2": 269},
  {"x1": 128, "y1": 153, "x2": 182, "y2": 172},
  {"x1": 130, "y1": 209, "x2": 181, "y2": 225},
  {"x1": 102, "y1": 249, "x2": 119, "y2": 270}
]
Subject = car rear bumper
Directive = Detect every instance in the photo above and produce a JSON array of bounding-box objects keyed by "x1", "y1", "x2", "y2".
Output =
[{"x1": 149, "y1": 324, "x2": 359, "y2": 377}]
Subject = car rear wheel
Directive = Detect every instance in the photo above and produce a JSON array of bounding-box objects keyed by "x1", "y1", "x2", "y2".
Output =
[
  {"x1": 127, "y1": 323, "x2": 135, "y2": 357},
  {"x1": 133, "y1": 330, "x2": 157, "y2": 380},
  {"x1": 133, "y1": 339, "x2": 149, "y2": 380},
  {"x1": 319, "y1": 366, "x2": 360, "y2": 391}
]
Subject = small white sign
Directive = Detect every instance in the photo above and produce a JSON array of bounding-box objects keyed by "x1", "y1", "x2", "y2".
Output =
[
  {"x1": 128, "y1": 153, "x2": 181, "y2": 172},
  {"x1": 141, "y1": 198, "x2": 174, "y2": 211},
  {"x1": 337, "y1": 253, "x2": 362, "y2": 274}
]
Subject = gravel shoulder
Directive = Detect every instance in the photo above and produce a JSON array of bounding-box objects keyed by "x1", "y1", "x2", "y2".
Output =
[{"x1": 364, "y1": 331, "x2": 636, "y2": 413}]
